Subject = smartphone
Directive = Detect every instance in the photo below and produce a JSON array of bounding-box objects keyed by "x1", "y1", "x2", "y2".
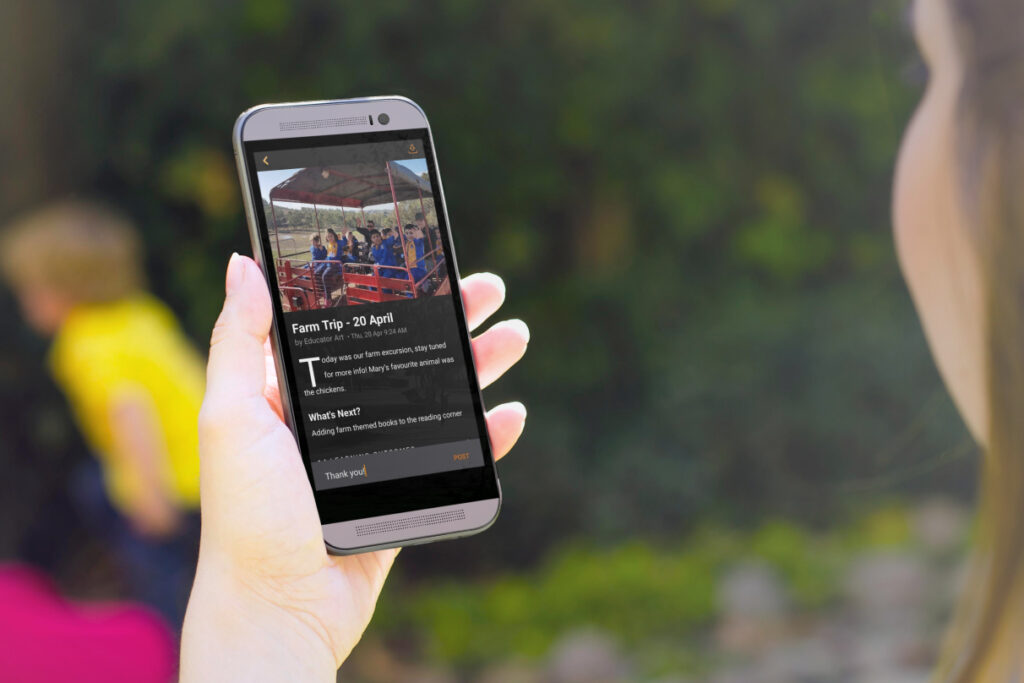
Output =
[{"x1": 232, "y1": 97, "x2": 500, "y2": 554}]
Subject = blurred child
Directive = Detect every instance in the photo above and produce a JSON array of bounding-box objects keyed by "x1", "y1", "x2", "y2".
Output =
[
  {"x1": 0, "y1": 200, "x2": 204, "y2": 629},
  {"x1": 0, "y1": 564, "x2": 176, "y2": 682}
]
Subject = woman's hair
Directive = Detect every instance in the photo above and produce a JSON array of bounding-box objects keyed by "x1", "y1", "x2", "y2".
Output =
[
  {"x1": 938, "y1": 0, "x2": 1024, "y2": 680},
  {"x1": 326, "y1": 228, "x2": 338, "y2": 242}
]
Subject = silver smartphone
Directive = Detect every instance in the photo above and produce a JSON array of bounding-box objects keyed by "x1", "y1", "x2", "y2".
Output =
[{"x1": 233, "y1": 97, "x2": 501, "y2": 554}]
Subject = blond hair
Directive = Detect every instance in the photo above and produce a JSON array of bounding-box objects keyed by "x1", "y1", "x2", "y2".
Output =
[
  {"x1": 0, "y1": 200, "x2": 145, "y2": 303},
  {"x1": 936, "y1": 0, "x2": 1024, "y2": 680}
]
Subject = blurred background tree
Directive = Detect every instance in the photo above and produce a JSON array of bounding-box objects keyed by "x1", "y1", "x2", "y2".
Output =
[{"x1": 0, "y1": 0, "x2": 979, "y2": 679}]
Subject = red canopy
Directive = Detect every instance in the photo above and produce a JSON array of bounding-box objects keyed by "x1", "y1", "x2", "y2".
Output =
[{"x1": 269, "y1": 162, "x2": 431, "y2": 208}]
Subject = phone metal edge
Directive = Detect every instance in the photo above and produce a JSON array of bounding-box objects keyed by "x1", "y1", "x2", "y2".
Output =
[
  {"x1": 232, "y1": 107, "x2": 299, "y2": 444},
  {"x1": 232, "y1": 97, "x2": 502, "y2": 555}
]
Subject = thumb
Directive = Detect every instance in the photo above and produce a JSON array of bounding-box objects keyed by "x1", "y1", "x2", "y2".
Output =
[
  {"x1": 205, "y1": 254, "x2": 273, "y2": 403},
  {"x1": 198, "y1": 254, "x2": 289, "y2": 537}
]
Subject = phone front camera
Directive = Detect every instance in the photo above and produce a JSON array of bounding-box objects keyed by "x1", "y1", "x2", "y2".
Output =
[{"x1": 378, "y1": 113, "x2": 390, "y2": 125}]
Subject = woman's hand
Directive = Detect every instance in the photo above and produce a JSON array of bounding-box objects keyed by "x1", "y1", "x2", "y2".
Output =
[{"x1": 180, "y1": 254, "x2": 528, "y2": 682}]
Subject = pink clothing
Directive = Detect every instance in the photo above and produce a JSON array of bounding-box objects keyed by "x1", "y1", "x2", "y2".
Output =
[{"x1": 0, "y1": 565, "x2": 175, "y2": 682}]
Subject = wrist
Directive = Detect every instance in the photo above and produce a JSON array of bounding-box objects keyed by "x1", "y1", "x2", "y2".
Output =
[{"x1": 181, "y1": 557, "x2": 338, "y2": 683}]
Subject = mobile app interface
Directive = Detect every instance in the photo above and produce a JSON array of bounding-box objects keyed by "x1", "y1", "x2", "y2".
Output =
[{"x1": 251, "y1": 133, "x2": 487, "y2": 493}]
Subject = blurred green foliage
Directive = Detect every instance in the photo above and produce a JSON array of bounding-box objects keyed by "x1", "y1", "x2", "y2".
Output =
[
  {"x1": 0, "y1": 0, "x2": 975, "y2": 571},
  {"x1": 372, "y1": 505, "x2": 925, "y2": 669}
]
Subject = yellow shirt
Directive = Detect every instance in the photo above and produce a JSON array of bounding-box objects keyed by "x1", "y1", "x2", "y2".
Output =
[
  {"x1": 404, "y1": 239, "x2": 419, "y2": 268},
  {"x1": 49, "y1": 295, "x2": 204, "y2": 513}
]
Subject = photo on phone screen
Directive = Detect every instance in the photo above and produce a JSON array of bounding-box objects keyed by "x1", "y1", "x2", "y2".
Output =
[{"x1": 241, "y1": 127, "x2": 498, "y2": 530}]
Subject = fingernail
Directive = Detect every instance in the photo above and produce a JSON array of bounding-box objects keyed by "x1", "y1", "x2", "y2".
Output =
[
  {"x1": 226, "y1": 253, "x2": 245, "y2": 293},
  {"x1": 486, "y1": 273, "x2": 506, "y2": 300},
  {"x1": 503, "y1": 318, "x2": 530, "y2": 344},
  {"x1": 508, "y1": 401, "x2": 527, "y2": 418}
]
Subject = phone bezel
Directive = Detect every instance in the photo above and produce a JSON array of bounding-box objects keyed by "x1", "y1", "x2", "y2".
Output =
[{"x1": 232, "y1": 97, "x2": 501, "y2": 554}]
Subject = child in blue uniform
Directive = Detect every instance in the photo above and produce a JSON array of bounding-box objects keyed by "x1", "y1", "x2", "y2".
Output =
[
  {"x1": 320, "y1": 229, "x2": 345, "y2": 303},
  {"x1": 309, "y1": 233, "x2": 327, "y2": 260},
  {"x1": 369, "y1": 229, "x2": 404, "y2": 280},
  {"x1": 309, "y1": 234, "x2": 327, "y2": 269},
  {"x1": 415, "y1": 212, "x2": 441, "y2": 269},
  {"x1": 309, "y1": 233, "x2": 330, "y2": 305},
  {"x1": 402, "y1": 224, "x2": 428, "y2": 285}
]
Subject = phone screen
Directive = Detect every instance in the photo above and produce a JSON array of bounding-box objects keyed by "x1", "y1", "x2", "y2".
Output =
[{"x1": 242, "y1": 129, "x2": 498, "y2": 525}]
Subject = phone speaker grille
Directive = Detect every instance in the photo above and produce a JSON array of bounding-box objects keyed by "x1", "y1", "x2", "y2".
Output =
[
  {"x1": 356, "y1": 509, "x2": 466, "y2": 537},
  {"x1": 280, "y1": 116, "x2": 367, "y2": 131}
]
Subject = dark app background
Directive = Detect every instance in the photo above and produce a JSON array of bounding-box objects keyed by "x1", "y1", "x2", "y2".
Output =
[{"x1": 245, "y1": 128, "x2": 498, "y2": 521}]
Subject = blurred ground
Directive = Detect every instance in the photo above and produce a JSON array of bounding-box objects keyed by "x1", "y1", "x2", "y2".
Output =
[
  {"x1": 349, "y1": 499, "x2": 968, "y2": 681},
  {"x1": 346, "y1": 499, "x2": 966, "y2": 679}
]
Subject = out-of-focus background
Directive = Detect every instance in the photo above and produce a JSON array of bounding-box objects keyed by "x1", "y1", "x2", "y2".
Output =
[{"x1": 0, "y1": 1, "x2": 977, "y2": 681}]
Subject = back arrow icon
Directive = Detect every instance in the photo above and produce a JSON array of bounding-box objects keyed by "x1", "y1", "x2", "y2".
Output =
[{"x1": 262, "y1": 156, "x2": 269, "y2": 166}]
